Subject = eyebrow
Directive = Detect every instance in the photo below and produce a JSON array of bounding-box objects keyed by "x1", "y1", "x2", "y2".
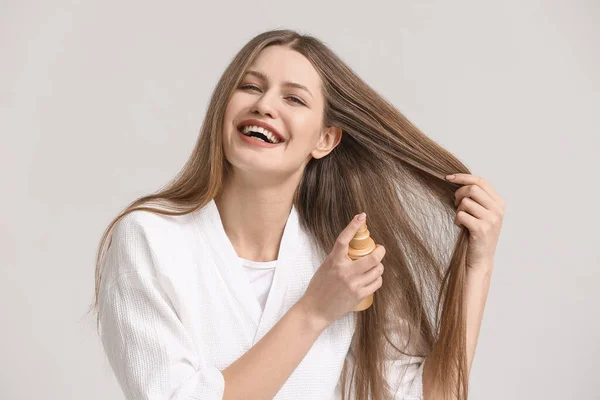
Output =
[{"x1": 244, "y1": 70, "x2": 313, "y2": 99}]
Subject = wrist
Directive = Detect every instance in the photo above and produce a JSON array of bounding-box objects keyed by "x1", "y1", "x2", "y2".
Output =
[
  {"x1": 294, "y1": 298, "x2": 330, "y2": 334},
  {"x1": 467, "y1": 264, "x2": 494, "y2": 282},
  {"x1": 467, "y1": 260, "x2": 494, "y2": 276}
]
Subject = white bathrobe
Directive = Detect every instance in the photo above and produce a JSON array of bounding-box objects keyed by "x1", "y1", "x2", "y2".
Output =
[{"x1": 98, "y1": 199, "x2": 425, "y2": 399}]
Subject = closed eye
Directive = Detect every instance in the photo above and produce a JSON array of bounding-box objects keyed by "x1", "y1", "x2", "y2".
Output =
[
  {"x1": 239, "y1": 84, "x2": 306, "y2": 106},
  {"x1": 287, "y1": 96, "x2": 306, "y2": 106},
  {"x1": 240, "y1": 84, "x2": 261, "y2": 92}
]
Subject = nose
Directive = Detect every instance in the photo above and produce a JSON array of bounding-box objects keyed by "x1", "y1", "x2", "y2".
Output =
[{"x1": 251, "y1": 91, "x2": 278, "y2": 119}]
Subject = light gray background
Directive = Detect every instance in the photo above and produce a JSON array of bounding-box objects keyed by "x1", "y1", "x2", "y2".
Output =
[{"x1": 1, "y1": 1, "x2": 598, "y2": 399}]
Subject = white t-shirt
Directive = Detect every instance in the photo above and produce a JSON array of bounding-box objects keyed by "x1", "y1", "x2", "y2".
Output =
[{"x1": 239, "y1": 256, "x2": 277, "y2": 312}]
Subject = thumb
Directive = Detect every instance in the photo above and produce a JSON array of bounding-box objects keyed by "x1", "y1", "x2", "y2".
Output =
[{"x1": 333, "y1": 213, "x2": 367, "y2": 257}]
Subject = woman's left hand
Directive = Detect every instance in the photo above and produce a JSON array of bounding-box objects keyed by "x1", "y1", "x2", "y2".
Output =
[{"x1": 446, "y1": 173, "x2": 505, "y2": 273}]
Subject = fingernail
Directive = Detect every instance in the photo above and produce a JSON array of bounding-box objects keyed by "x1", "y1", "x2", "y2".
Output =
[
  {"x1": 446, "y1": 174, "x2": 456, "y2": 180},
  {"x1": 357, "y1": 212, "x2": 366, "y2": 221}
]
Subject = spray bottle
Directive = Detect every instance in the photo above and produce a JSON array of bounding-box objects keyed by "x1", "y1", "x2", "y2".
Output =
[{"x1": 348, "y1": 221, "x2": 377, "y2": 312}]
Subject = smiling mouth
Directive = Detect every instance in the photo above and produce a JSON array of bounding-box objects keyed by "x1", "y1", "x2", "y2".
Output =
[
  {"x1": 240, "y1": 129, "x2": 271, "y2": 143},
  {"x1": 236, "y1": 128, "x2": 281, "y2": 147},
  {"x1": 237, "y1": 126, "x2": 283, "y2": 144}
]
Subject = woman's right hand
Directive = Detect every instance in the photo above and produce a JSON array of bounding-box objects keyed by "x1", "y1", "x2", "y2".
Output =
[{"x1": 298, "y1": 213, "x2": 386, "y2": 330}]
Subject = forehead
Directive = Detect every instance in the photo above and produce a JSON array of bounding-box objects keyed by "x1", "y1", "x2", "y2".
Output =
[{"x1": 245, "y1": 46, "x2": 322, "y2": 93}]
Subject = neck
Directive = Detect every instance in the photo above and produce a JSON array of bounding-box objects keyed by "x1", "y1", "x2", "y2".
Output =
[{"x1": 214, "y1": 170, "x2": 300, "y2": 262}]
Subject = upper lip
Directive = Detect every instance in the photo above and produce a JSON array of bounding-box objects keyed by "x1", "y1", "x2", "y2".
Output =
[{"x1": 237, "y1": 119, "x2": 285, "y2": 142}]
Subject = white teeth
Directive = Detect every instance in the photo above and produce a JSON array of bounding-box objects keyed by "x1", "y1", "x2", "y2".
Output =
[{"x1": 240, "y1": 125, "x2": 281, "y2": 144}]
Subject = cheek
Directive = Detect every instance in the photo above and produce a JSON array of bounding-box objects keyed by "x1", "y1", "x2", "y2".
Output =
[
  {"x1": 223, "y1": 102, "x2": 236, "y2": 123},
  {"x1": 224, "y1": 94, "x2": 246, "y2": 119},
  {"x1": 222, "y1": 102, "x2": 243, "y2": 137},
  {"x1": 289, "y1": 114, "x2": 322, "y2": 141},
  {"x1": 306, "y1": 126, "x2": 324, "y2": 147}
]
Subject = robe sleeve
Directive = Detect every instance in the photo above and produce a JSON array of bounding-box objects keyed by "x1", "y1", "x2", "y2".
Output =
[{"x1": 98, "y1": 213, "x2": 225, "y2": 400}]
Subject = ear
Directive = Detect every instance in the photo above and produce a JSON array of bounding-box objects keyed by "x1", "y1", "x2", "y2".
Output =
[{"x1": 311, "y1": 126, "x2": 342, "y2": 159}]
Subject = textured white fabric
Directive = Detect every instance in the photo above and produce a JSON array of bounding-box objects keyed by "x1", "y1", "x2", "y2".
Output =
[
  {"x1": 98, "y1": 198, "x2": 425, "y2": 399},
  {"x1": 239, "y1": 257, "x2": 277, "y2": 312}
]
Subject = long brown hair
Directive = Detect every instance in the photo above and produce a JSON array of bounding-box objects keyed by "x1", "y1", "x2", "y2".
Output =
[{"x1": 88, "y1": 29, "x2": 472, "y2": 399}]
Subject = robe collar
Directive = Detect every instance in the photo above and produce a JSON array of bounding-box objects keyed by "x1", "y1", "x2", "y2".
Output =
[{"x1": 197, "y1": 198, "x2": 302, "y2": 342}]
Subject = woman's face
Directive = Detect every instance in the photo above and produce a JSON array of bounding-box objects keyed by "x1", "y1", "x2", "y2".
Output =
[{"x1": 222, "y1": 45, "x2": 341, "y2": 183}]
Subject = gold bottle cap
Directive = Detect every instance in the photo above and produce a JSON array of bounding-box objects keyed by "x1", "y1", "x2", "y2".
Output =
[{"x1": 348, "y1": 222, "x2": 376, "y2": 260}]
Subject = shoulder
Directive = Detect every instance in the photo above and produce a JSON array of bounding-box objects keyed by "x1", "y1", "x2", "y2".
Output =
[
  {"x1": 112, "y1": 208, "x2": 199, "y2": 244},
  {"x1": 107, "y1": 208, "x2": 201, "y2": 268},
  {"x1": 102, "y1": 208, "x2": 202, "y2": 283}
]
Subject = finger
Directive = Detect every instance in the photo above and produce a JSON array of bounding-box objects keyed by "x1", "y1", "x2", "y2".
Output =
[
  {"x1": 356, "y1": 262, "x2": 384, "y2": 287},
  {"x1": 354, "y1": 245, "x2": 386, "y2": 275},
  {"x1": 456, "y1": 196, "x2": 487, "y2": 220},
  {"x1": 447, "y1": 174, "x2": 501, "y2": 203},
  {"x1": 358, "y1": 276, "x2": 383, "y2": 300},
  {"x1": 454, "y1": 185, "x2": 495, "y2": 211},
  {"x1": 333, "y1": 213, "x2": 367, "y2": 257},
  {"x1": 455, "y1": 209, "x2": 478, "y2": 230}
]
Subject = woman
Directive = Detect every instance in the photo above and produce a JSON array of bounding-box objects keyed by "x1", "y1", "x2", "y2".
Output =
[{"x1": 91, "y1": 29, "x2": 505, "y2": 400}]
